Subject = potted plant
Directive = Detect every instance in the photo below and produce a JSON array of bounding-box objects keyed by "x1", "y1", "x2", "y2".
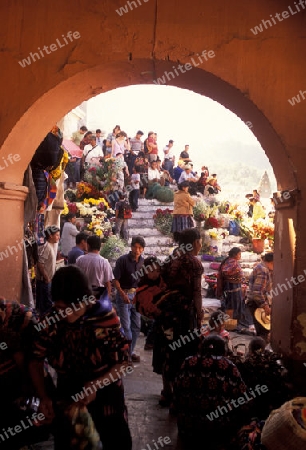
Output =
[{"x1": 251, "y1": 219, "x2": 274, "y2": 253}]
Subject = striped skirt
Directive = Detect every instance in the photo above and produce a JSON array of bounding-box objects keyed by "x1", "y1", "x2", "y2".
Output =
[{"x1": 171, "y1": 215, "x2": 195, "y2": 233}]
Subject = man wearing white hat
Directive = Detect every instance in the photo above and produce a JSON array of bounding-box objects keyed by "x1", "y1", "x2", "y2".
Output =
[{"x1": 178, "y1": 164, "x2": 198, "y2": 184}]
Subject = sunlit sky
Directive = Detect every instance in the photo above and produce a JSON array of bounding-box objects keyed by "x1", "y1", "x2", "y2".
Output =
[
  {"x1": 78, "y1": 84, "x2": 277, "y2": 200},
  {"x1": 86, "y1": 84, "x2": 262, "y2": 166}
]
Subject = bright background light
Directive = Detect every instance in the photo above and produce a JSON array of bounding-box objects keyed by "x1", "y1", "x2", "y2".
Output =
[{"x1": 85, "y1": 84, "x2": 277, "y2": 201}]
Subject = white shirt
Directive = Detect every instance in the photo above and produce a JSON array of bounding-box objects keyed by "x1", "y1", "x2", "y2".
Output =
[
  {"x1": 148, "y1": 167, "x2": 161, "y2": 181},
  {"x1": 112, "y1": 140, "x2": 125, "y2": 158},
  {"x1": 76, "y1": 253, "x2": 114, "y2": 287},
  {"x1": 60, "y1": 222, "x2": 79, "y2": 256},
  {"x1": 178, "y1": 171, "x2": 194, "y2": 184},
  {"x1": 163, "y1": 145, "x2": 174, "y2": 160},
  {"x1": 96, "y1": 136, "x2": 103, "y2": 148},
  {"x1": 37, "y1": 242, "x2": 57, "y2": 281},
  {"x1": 83, "y1": 144, "x2": 103, "y2": 163},
  {"x1": 131, "y1": 173, "x2": 140, "y2": 190}
]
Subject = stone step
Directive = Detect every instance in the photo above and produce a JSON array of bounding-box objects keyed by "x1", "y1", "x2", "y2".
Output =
[
  {"x1": 133, "y1": 205, "x2": 174, "y2": 213},
  {"x1": 129, "y1": 211, "x2": 156, "y2": 219},
  {"x1": 143, "y1": 248, "x2": 174, "y2": 257},
  {"x1": 128, "y1": 235, "x2": 173, "y2": 246},
  {"x1": 129, "y1": 227, "x2": 163, "y2": 237},
  {"x1": 127, "y1": 218, "x2": 155, "y2": 227},
  {"x1": 138, "y1": 199, "x2": 173, "y2": 207}
]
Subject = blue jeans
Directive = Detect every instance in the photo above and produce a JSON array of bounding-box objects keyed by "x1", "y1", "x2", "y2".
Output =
[
  {"x1": 163, "y1": 159, "x2": 174, "y2": 179},
  {"x1": 129, "y1": 189, "x2": 139, "y2": 211},
  {"x1": 116, "y1": 291, "x2": 141, "y2": 356},
  {"x1": 115, "y1": 218, "x2": 128, "y2": 240}
]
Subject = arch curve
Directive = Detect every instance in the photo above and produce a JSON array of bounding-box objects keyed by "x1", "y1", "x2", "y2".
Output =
[{"x1": 1, "y1": 58, "x2": 296, "y2": 191}]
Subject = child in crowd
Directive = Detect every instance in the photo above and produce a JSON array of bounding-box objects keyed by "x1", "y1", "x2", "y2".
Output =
[
  {"x1": 202, "y1": 310, "x2": 233, "y2": 355},
  {"x1": 134, "y1": 151, "x2": 148, "y2": 198},
  {"x1": 129, "y1": 166, "x2": 140, "y2": 211},
  {"x1": 114, "y1": 192, "x2": 129, "y2": 241}
]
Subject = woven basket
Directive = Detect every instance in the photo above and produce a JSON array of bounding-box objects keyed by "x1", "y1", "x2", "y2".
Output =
[
  {"x1": 261, "y1": 397, "x2": 306, "y2": 450},
  {"x1": 224, "y1": 318, "x2": 237, "y2": 331}
]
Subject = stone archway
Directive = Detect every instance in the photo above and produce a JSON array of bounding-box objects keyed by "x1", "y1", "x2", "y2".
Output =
[
  {"x1": 0, "y1": 61, "x2": 296, "y2": 190},
  {"x1": 0, "y1": 60, "x2": 299, "y2": 368}
]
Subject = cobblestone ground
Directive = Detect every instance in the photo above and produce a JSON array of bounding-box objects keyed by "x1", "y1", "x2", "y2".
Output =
[{"x1": 31, "y1": 332, "x2": 252, "y2": 450}]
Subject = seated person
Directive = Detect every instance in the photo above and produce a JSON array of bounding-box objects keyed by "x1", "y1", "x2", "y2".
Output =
[
  {"x1": 173, "y1": 335, "x2": 248, "y2": 449},
  {"x1": 156, "y1": 157, "x2": 172, "y2": 185},
  {"x1": 147, "y1": 160, "x2": 165, "y2": 186},
  {"x1": 178, "y1": 164, "x2": 199, "y2": 195},
  {"x1": 197, "y1": 171, "x2": 208, "y2": 194},
  {"x1": 233, "y1": 336, "x2": 293, "y2": 420},
  {"x1": 206, "y1": 174, "x2": 221, "y2": 194},
  {"x1": 202, "y1": 310, "x2": 233, "y2": 355},
  {"x1": 178, "y1": 164, "x2": 198, "y2": 184},
  {"x1": 173, "y1": 160, "x2": 185, "y2": 184}
]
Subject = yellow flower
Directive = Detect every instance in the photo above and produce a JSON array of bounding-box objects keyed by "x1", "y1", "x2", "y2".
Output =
[
  {"x1": 95, "y1": 229, "x2": 102, "y2": 236},
  {"x1": 61, "y1": 201, "x2": 69, "y2": 215}
]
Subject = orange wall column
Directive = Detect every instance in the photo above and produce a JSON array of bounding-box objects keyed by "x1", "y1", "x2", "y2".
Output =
[{"x1": 0, "y1": 183, "x2": 28, "y2": 301}]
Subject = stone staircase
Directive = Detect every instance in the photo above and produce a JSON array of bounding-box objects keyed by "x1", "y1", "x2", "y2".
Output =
[
  {"x1": 126, "y1": 198, "x2": 174, "y2": 259},
  {"x1": 125, "y1": 197, "x2": 265, "y2": 270}
]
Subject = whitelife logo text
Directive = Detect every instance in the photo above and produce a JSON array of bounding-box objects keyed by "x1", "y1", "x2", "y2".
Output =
[{"x1": 18, "y1": 31, "x2": 81, "y2": 68}]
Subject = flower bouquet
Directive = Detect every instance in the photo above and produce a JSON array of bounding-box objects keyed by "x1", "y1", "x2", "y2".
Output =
[
  {"x1": 204, "y1": 216, "x2": 220, "y2": 229},
  {"x1": 76, "y1": 181, "x2": 100, "y2": 201},
  {"x1": 100, "y1": 235, "x2": 126, "y2": 261},
  {"x1": 153, "y1": 208, "x2": 173, "y2": 236},
  {"x1": 251, "y1": 219, "x2": 274, "y2": 240},
  {"x1": 85, "y1": 213, "x2": 113, "y2": 238},
  {"x1": 193, "y1": 201, "x2": 218, "y2": 223}
]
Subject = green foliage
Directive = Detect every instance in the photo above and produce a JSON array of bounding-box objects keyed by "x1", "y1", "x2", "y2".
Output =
[
  {"x1": 146, "y1": 183, "x2": 174, "y2": 202},
  {"x1": 153, "y1": 208, "x2": 173, "y2": 236},
  {"x1": 146, "y1": 182, "x2": 159, "y2": 199},
  {"x1": 64, "y1": 189, "x2": 77, "y2": 202},
  {"x1": 218, "y1": 200, "x2": 231, "y2": 214},
  {"x1": 100, "y1": 235, "x2": 126, "y2": 261},
  {"x1": 155, "y1": 187, "x2": 174, "y2": 203},
  {"x1": 152, "y1": 184, "x2": 162, "y2": 195}
]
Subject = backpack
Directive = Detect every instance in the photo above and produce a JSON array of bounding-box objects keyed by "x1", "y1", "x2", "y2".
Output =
[
  {"x1": 123, "y1": 200, "x2": 133, "y2": 219},
  {"x1": 135, "y1": 281, "x2": 180, "y2": 320}
]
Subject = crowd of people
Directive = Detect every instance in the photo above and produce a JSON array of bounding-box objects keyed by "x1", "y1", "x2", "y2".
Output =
[
  {"x1": 1, "y1": 124, "x2": 303, "y2": 450},
  {"x1": 65, "y1": 124, "x2": 222, "y2": 204}
]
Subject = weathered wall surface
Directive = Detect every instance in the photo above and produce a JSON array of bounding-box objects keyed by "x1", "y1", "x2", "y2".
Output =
[{"x1": 0, "y1": 0, "x2": 306, "y2": 378}]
